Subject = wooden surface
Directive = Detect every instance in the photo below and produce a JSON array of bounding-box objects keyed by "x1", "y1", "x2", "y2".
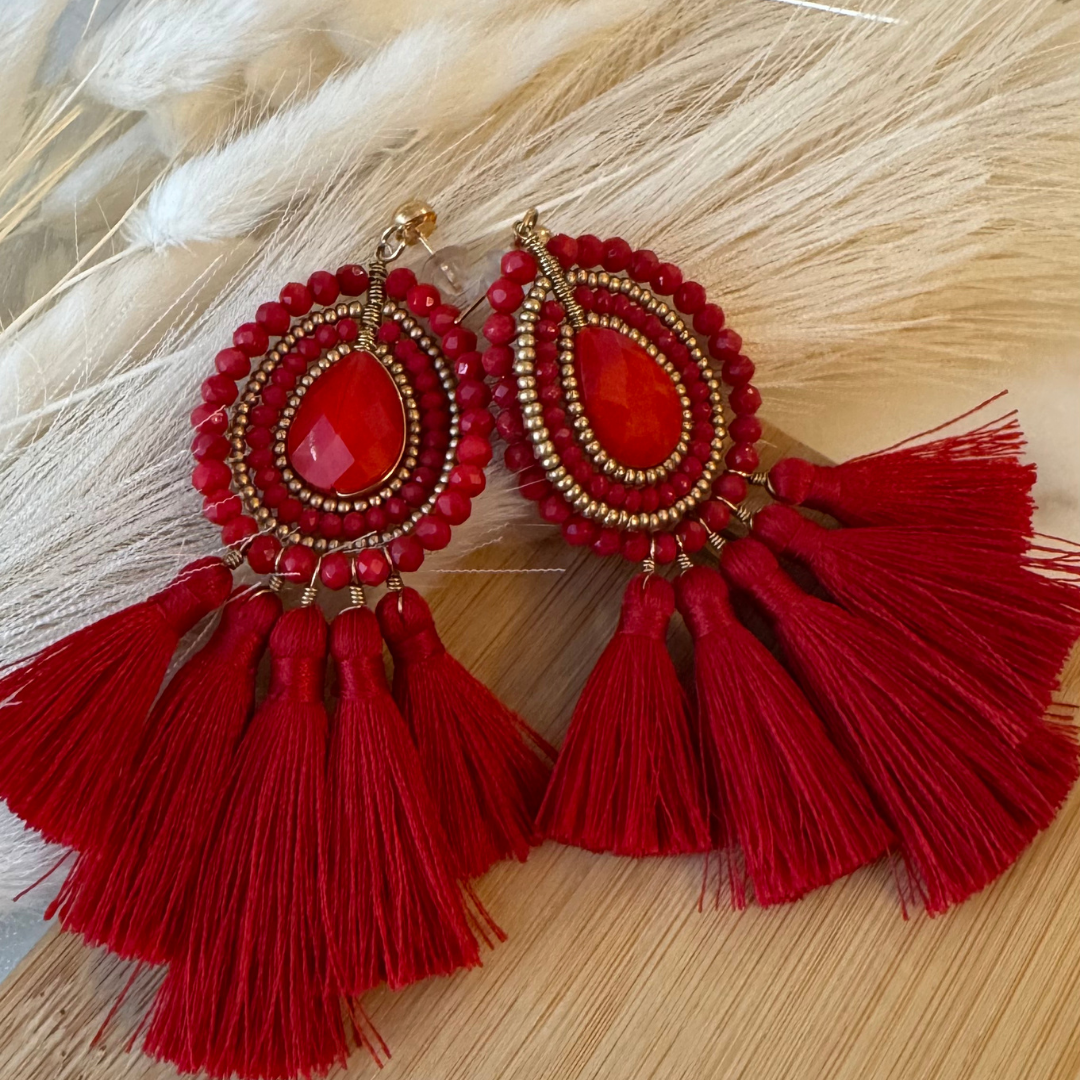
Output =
[{"x1": 1, "y1": 425, "x2": 1080, "y2": 1080}]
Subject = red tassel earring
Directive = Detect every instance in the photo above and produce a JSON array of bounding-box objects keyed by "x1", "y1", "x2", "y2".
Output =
[
  {"x1": 324, "y1": 588, "x2": 481, "y2": 996},
  {"x1": 480, "y1": 209, "x2": 1080, "y2": 912},
  {"x1": 0, "y1": 202, "x2": 551, "y2": 1080},
  {"x1": 49, "y1": 585, "x2": 283, "y2": 963},
  {"x1": 0, "y1": 555, "x2": 233, "y2": 850}
]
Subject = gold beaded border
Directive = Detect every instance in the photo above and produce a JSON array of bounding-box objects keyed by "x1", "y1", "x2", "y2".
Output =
[
  {"x1": 512, "y1": 274, "x2": 727, "y2": 532},
  {"x1": 226, "y1": 298, "x2": 461, "y2": 553}
]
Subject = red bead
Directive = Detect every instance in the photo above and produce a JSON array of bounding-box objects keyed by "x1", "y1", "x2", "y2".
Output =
[
  {"x1": 546, "y1": 234, "x2": 578, "y2": 269},
  {"x1": 280, "y1": 545, "x2": 318, "y2": 582},
  {"x1": 730, "y1": 415, "x2": 762, "y2": 443},
  {"x1": 562, "y1": 516, "x2": 597, "y2": 546},
  {"x1": 429, "y1": 305, "x2": 460, "y2": 335},
  {"x1": 307, "y1": 270, "x2": 339, "y2": 306},
  {"x1": 592, "y1": 528, "x2": 621, "y2": 557},
  {"x1": 385, "y1": 267, "x2": 416, "y2": 300},
  {"x1": 300, "y1": 508, "x2": 322, "y2": 534},
  {"x1": 606, "y1": 483, "x2": 626, "y2": 507},
  {"x1": 576, "y1": 234, "x2": 603, "y2": 268},
  {"x1": 726, "y1": 443, "x2": 759, "y2": 471},
  {"x1": 233, "y1": 322, "x2": 268, "y2": 357},
  {"x1": 279, "y1": 282, "x2": 313, "y2": 317},
  {"x1": 714, "y1": 473, "x2": 748, "y2": 504},
  {"x1": 658, "y1": 482, "x2": 677, "y2": 508},
  {"x1": 192, "y1": 431, "x2": 229, "y2": 459},
  {"x1": 672, "y1": 472, "x2": 693, "y2": 496},
  {"x1": 247, "y1": 534, "x2": 281, "y2": 574},
  {"x1": 430, "y1": 489, "x2": 467, "y2": 525},
  {"x1": 651, "y1": 263, "x2": 683, "y2": 295},
  {"x1": 629, "y1": 249, "x2": 660, "y2": 282},
  {"x1": 221, "y1": 516, "x2": 258, "y2": 547},
  {"x1": 577, "y1": 326, "x2": 682, "y2": 469},
  {"x1": 401, "y1": 482, "x2": 427, "y2": 508},
  {"x1": 446, "y1": 464, "x2": 484, "y2": 498},
  {"x1": 277, "y1": 497, "x2": 302, "y2": 524},
  {"x1": 730, "y1": 384, "x2": 761, "y2": 415},
  {"x1": 298, "y1": 337, "x2": 321, "y2": 359},
  {"x1": 693, "y1": 304, "x2": 724, "y2": 336},
  {"x1": 680, "y1": 456, "x2": 704, "y2": 481},
  {"x1": 314, "y1": 324, "x2": 338, "y2": 349},
  {"x1": 363, "y1": 506, "x2": 386, "y2": 532},
  {"x1": 192, "y1": 459, "x2": 231, "y2": 494},
  {"x1": 286, "y1": 350, "x2": 407, "y2": 495},
  {"x1": 653, "y1": 533, "x2": 678, "y2": 564},
  {"x1": 621, "y1": 531, "x2": 651, "y2": 562},
  {"x1": 343, "y1": 511, "x2": 366, "y2": 539},
  {"x1": 337, "y1": 318, "x2": 359, "y2": 342},
  {"x1": 483, "y1": 313, "x2": 516, "y2": 346},
  {"x1": 674, "y1": 281, "x2": 706, "y2": 315},
  {"x1": 457, "y1": 432, "x2": 492, "y2": 467},
  {"x1": 356, "y1": 548, "x2": 391, "y2": 585},
  {"x1": 262, "y1": 485, "x2": 287, "y2": 509},
  {"x1": 699, "y1": 500, "x2": 731, "y2": 532},
  {"x1": 642, "y1": 488, "x2": 660, "y2": 513},
  {"x1": 336, "y1": 264, "x2": 369, "y2": 296},
  {"x1": 517, "y1": 467, "x2": 549, "y2": 502},
  {"x1": 215, "y1": 347, "x2": 250, "y2": 379},
  {"x1": 377, "y1": 322, "x2": 400, "y2": 344},
  {"x1": 461, "y1": 408, "x2": 495, "y2": 436},
  {"x1": 722, "y1": 355, "x2": 755, "y2": 385},
  {"x1": 256, "y1": 301, "x2": 291, "y2": 336},
  {"x1": 504, "y1": 441, "x2": 534, "y2": 472},
  {"x1": 383, "y1": 496, "x2": 407, "y2": 523},
  {"x1": 389, "y1": 534, "x2": 425, "y2": 572},
  {"x1": 441, "y1": 325, "x2": 476, "y2": 359},
  {"x1": 537, "y1": 493, "x2": 569, "y2": 524},
  {"x1": 601, "y1": 238, "x2": 632, "y2": 273},
  {"x1": 203, "y1": 491, "x2": 241, "y2": 524},
  {"x1": 677, "y1": 519, "x2": 708, "y2": 554},
  {"x1": 456, "y1": 380, "x2": 490, "y2": 410},
  {"x1": 487, "y1": 277, "x2": 524, "y2": 314},
  {"x1": 271, "y1": 368, "x2": 296, "y2": 390},
  {"x1": 501, "y1": 249, "x2": 537, "y2": 284},
  {"x1": 246, "y1": 426, "x2": 273, "y2": 450},
  {"x1": 407, "y1": 283, "x2": 441, "y2": 318},
  {"x1": 416, "y1": 515, "x2": 452, "y2": 550},
  {"x1": 319, "y1": 512, "x2": 343, "y2": 538},
  {"x1": 709, "y1": 328, "x2": 743, "y2": 359},
  {"x1": 320, "y1": 552, "x2": 352, "y2": 590}
]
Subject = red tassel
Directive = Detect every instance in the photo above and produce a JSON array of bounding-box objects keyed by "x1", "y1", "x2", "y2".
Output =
[
  {"x1": 0, "y1": 557, "x2": 232, "y2": 849},
  {"x1": 753, "y1": 504, "x2": 1080, "y2": 739},
  {"x1": 376, "y1": 587, "x2": 553, "y2": 880},
  {"x1": 49, "y1": 586, "x2": 282, "y2": 964},
  {"x1": 144, "y1": 605, "x2": 348, "y2": 1080},
  {"x1": 325, "y1": 605, "x2": 480, "y2": 996},
  {"x1": 536, "y1": 573, "x2": 711, "y2": 857},
  {"x1": 768, "y1": 401, "x2": 1035, "y2": 536},
  {"x1": 675, "y1": 565, "x2": 892, "y2": 906},
  {"x1": 721, "y1": 538, "x2": 1075, "y2": 915}
]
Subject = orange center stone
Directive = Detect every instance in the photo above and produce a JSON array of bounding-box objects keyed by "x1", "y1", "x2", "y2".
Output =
[
  {"x1": 286, "y1": 350, "x2": 406, "y2": 496},
  {"x1": 576, "y1": 326, "x2": 683, "y2": 470}
]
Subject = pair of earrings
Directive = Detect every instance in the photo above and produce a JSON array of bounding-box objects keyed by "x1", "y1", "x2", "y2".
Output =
[{"x1": 1, "y1": 200, "x2": 1078, "y2": 1080}]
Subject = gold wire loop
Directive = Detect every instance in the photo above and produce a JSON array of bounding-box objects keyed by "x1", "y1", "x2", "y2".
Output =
[{"x1": 675, "y1": 534, "x2": 694, "y2": 572}]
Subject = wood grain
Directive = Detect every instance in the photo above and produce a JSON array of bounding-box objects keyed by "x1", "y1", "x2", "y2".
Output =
[{"x1": 1, "y1": 424, "x2": 1078, "y2": 1080}]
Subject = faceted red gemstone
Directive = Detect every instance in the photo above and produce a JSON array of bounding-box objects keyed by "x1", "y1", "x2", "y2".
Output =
[
  {"x1": 576, "y1": 326, "x2": 682, "y2": 470},
  {"x1": 319, "y1": 552, "x2": 352, "y2": 590},
  {"x1": 286, "y1": 350, "x2": 405, "y2": 496}
]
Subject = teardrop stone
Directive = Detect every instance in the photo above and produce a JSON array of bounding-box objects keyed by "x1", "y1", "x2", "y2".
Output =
[
  {"x1": 576, "y1": 326, "x2": 683, "y2": 469},
  {"x1": 286, "y1": 350, "x2": 406, "y2": 496}
]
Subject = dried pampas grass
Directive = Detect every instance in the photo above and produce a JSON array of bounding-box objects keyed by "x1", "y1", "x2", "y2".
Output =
[{"x1": 0, "y1": 0, "x2": 1076, "y2": 915}]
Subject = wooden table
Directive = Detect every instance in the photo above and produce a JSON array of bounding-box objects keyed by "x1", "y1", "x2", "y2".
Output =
[{"x1": 1, "y1": 428, "x2": 1078, "y2": 1080}]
